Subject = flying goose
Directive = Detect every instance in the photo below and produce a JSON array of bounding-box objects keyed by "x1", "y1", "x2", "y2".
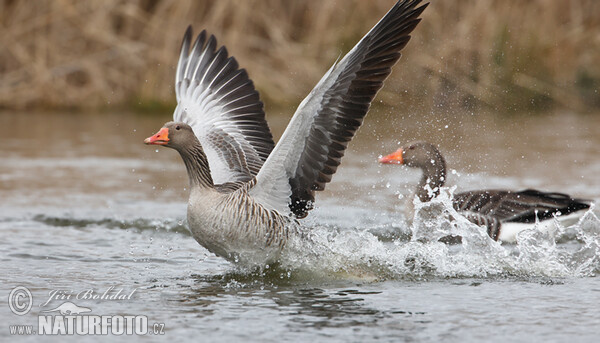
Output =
[
  {"x1": 378, "y1": 141, "x2": 592, "y2": 242},
  {"x1": 144, "y1": 0, "x2": 428, "y2": 265}
]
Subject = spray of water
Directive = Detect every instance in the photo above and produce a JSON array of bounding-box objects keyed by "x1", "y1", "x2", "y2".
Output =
[
  {"x1": 278, "y1": 188, "x2": 600, "y2": 280},
  {"x1": 32, "y1": 192, "x2": 599, "y2": 280}
]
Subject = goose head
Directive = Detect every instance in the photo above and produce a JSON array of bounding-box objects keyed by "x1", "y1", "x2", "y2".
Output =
[
  {"x1": 145, "y1": 122, "x2": 214, "y2": 187},
  {"x1": 379, "y1": 141, "x2": 442, "y2": 169},
  {"x1": 379, "y1": 141, "x2": 447, "y2": 202},
  {"x1": 144, "y1": 122, "x2": 197, "y2": 151}
]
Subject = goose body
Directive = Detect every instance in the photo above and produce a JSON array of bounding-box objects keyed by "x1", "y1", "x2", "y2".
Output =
[
  {"x1": 145, "y1": 0, "x2": 428, "y2": 265},
  {"x1": 379, "y1": 141, "x2": 592, "y2": 243},
  {"x1": 187, "y1": 182, "x2": 291, "y2": 264}
]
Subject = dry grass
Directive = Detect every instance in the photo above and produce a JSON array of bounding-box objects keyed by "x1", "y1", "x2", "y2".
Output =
[{"x1": 1, "y1": 0, "x2": 599, "y2": 113}]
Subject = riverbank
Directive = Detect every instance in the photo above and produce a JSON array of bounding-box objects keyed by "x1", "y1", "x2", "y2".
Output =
[{"x1": 1, "y1": 0, "x2": 599, "y2": 113}]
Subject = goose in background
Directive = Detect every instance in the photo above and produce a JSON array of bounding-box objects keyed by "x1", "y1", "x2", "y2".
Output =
[
  {"x1": 144, "y1": 0, "x2": 428, "y2": 265},
  {"x1": 378, "y1": 141, "x2": 592, "y2": 243}
]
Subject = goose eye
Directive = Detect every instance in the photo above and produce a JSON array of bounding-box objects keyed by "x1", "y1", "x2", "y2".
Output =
[{"x1": 175, "y1": 125, "x2": 181, "y2": 130}]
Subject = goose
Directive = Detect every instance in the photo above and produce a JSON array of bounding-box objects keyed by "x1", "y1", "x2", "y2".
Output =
[
  {"x1": 144, "y1": 0, "x2": 429, "y2": 265},
  {"x1": 378, "y1": 141, "x2": 592, "y2": 243}
]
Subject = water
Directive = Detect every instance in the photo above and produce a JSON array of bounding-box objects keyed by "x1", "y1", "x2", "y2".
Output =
[{"x1": 1, "y1": 109, "x2": 599, "y2": 342}]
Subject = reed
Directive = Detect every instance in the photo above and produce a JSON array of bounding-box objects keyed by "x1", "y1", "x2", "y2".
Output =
[{"x1": 1, "y1": 0, "x2": 599, "y2": 113}]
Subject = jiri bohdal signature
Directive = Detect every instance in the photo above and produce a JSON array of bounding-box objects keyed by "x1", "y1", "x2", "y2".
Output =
[{"x1": 40, "y1": 286, "x2": 137, "y2": 307}]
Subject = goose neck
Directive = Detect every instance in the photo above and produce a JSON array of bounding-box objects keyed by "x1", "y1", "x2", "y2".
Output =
[
  {"x1": 416, "y1": 156, "x2": 446, "y2": 202},
  {"x1": 178, "y1": 144, "x2": 214, "y2": 189}
]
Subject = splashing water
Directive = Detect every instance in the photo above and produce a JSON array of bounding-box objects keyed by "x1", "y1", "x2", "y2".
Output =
[
  {"x1": 278, "y1": 188, "x2": 600, "y2": 280},
  {"x1": 29, "y1": 195, "x2": 600, "y2": 281}
]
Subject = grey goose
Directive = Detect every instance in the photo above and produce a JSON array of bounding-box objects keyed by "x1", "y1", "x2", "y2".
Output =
[
  {"x1": 378, "y1": 141, "x2": 592, "y2": 242},
  {"x1": 145, "y1": 0, "x2": 429, "y2": 265}
]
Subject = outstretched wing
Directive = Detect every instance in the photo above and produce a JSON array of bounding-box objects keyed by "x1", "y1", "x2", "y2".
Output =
[
  {"x1": 250, "y1": 0, "x2": 428, "y2": 217},
  {"x1": 174, "y1": 27, "x2": 275, "y2": 185},
  {"x1": 454, "y1": 189, "x2": 591, "y2": 224}
]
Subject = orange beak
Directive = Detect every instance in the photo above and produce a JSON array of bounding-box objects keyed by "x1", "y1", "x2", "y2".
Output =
[
  {"x1": 378, "y1": 148, "x2": 404, "y2": 164},
  {"x1": 144, "y1": 127, "x2": 170, "y2": 145}
]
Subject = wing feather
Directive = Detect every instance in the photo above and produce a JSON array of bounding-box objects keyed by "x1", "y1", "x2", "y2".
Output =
[
  {"x1": 454, "y1": 189, "x2": 591, "y2": 224},
  {"x1": 251, "y1": 0, "x2": 428, "y2": 216},
  {"x1": 174, "y1": 27, "x2": 275, "y2": 185}
]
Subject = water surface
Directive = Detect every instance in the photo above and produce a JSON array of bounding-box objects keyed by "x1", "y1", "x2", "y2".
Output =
[{"x1": 1, "y1": 109, "x2": 599, "y2": 342}]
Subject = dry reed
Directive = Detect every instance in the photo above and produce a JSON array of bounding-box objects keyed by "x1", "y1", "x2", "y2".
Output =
[{"x1": 1, "y1": 0, "x2": 599, "y2": 113}]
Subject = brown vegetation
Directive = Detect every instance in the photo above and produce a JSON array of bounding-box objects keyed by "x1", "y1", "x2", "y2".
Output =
[{"x1": 1, "y1": 0, "x2": 599, "y2": 113}]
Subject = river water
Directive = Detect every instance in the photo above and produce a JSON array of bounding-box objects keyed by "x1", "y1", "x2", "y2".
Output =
[{"x1": 1, "y1": 109, "x2": 599, "y2": 342}]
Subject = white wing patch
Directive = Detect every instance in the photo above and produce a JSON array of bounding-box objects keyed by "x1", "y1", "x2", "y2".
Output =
[{"x1": 173, "y1": 28, "x2": 275, "y2": 185}]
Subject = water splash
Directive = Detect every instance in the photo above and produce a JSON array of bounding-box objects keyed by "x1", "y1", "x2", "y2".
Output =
[
  {"x1": 30, "y1": 198, "x2": 600, "y2": 280},
  {"x1": 279, "y1": 190, "x2": 600, "y2": 280}
]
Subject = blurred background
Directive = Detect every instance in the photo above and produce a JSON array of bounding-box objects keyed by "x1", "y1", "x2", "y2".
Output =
[
  {"x1": 1, "y1": 3, "x2": 600, "y2": 339},
  {"x1": 2, "y1": 3, "x2": 599, "y2": 340},
  {"x1": 1, "y1": 0, "x2": 599, "y2": 113}
]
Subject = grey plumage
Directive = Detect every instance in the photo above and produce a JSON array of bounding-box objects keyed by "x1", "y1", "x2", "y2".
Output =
[
  {"x1": 251, "y1": 0, "x2": 429, "y2": 217},
  {"x1": 289, "y1": 1, "x2": 428, "y2": 217},
  {"x1": 454, "y1": 189, "x2": 590, "y2": 240},
  {"x1": 379, "y1": 141, "x2": 592, "y2": 241},
  {"x1": 175, "y1": 27, "x2": 275, "y2": 184},
  {"x1": 146, "y1": 1, "x2": 428, "y2": 264}
]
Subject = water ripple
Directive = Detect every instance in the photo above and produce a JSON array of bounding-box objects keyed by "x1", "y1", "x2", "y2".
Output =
[{"x1": 32, "y1": 214, "x2": 191, "y2": 235}]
